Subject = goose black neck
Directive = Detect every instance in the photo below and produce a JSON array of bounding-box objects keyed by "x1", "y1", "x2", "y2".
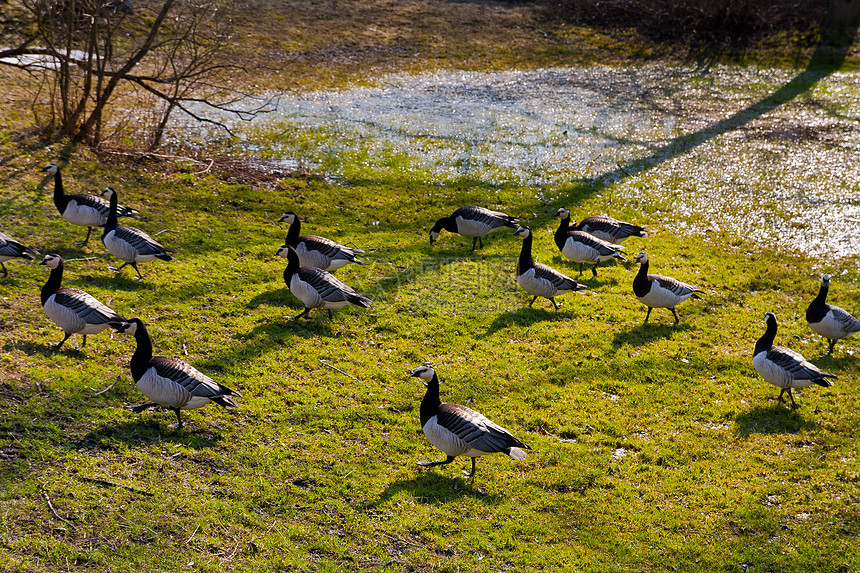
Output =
[
  {"x1": 104, "y1": 189, "x2": 118, "y2": 231},
  {"x1": 283, "y1": 246, "x2": 300, "y2": 281},
  {"x1": 130, "y1": 321, "x2": 154, "y2": 382},
  {"x1": 806, "y1": 283, "x2": 829, "y2": 322},
  {"x1": 554, "y1": 215, "x2": 570, "y2": 249},
  {"x1": 632, "y1": 259, "x2": 651, "y2": 297},
  {"x1": 51, "y1": 168, "x2": 67, "y2": 211},
  {"x1": 41, "y1": 261, "x2": 64, "y2": 305},
  {"x1": 285, "y1": 216, "x2": 301, "y2": 246},
  {"x1": 517, "y1": 231, "x2": 534, "y2": 273},
  {"x1": 432, "y1": 216, "x2": 456, "y2": 234},
  {"x1": 754, "y1": 317, "x2": 777, "y2": 355},
  {"x1": 419, "y1": 373, "x2": 441, "y2": 427}
]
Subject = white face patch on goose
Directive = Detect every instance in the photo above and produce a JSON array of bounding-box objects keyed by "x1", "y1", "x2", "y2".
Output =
[
  {"x1": 411, "y1": 365, "x2": 435, "y2": 380},
  {"x1": 556, "y1": 208, "x2": 569, "y2": 218},
  {"x1": 280, "y1": 213, "x2": 297, "y2": 224},
  {"x1": 429, "y1": 231, "x2": 440, "y2": 242},
  {"x1": 42, "y1": 164, "x2": 59, "y2": 175},
  {"x1": 635, "y1": 252, "x2": 648, "y2": 264},
  {"x1": 276, "y1": 245, "x2": 289, "y2": 258},
  {"x1": 42, "y1": 255, "x2": 60, "y2": 269}
]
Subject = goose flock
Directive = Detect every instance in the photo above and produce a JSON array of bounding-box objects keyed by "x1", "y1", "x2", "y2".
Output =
[{"x1": 1, "y1": 161, "x2": 855, "y2": 481}]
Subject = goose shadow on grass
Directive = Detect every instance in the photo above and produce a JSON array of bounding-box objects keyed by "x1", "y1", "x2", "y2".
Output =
[
  {"x1": 3, "y1": 339, "x2": 99, "y2": 358},
  {"x1": 76, "y1": 419, "x2": 225, "y2": 448},
  {"x1": 481, "y1": 305, "x2": 579, "y2": 338},
  {"x1": 369, "y1": 472, "x2": 505, "y2": 507},
  {"x1": 733, "y1": 403, "x2": 817, "y2": 438},
  {"x1": 611, "y1": 321, "x2": 693, "y2": 348}
]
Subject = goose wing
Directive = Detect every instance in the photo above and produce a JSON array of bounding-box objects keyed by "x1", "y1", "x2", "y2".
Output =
[
  {"x1": 649, "y1": 274, "x2": 701, "y2": 297},
  {"x1": 0, "y1": 233, "x2": 37, "y2": 259},
  {"x1": 150, "y1": 356, "x2": 237, "y2": 402},
  {"x1": 532, "y1": 262, "x2": 586, "y2": 291},
  {"x1": 298, "y1": 267, "x2": 362, "y2": 303},
  {"x1": 454, "y1": 206, "x2": 517, "y2": 229},
  {"x1": 114, "y1": 225, "x2": 176, "y2": 256},
  {"x1": 436, "y1": 403, "x2": 525, "y2": 453},
  {"x1": 301, "y1": 235, "x2": 360, "y2": 258},
  {"x1": 54, "y1": 288, "x2": 123, "y2": 325},
  {"x1": 579, "y1": 216, "x2": 644, "y2": 240},
  {"x1": 568, "y1": 230, "x2": 625, "y2": 256},
  {"x1": 828, "y1": 305, "x2": 860, "y2": 333},
  {"x1": 67, "y1": 193, "x2": 111, "y2": 217},
  {"x1": 768, "y1": 345, "x2": 836, "y2": 380}
]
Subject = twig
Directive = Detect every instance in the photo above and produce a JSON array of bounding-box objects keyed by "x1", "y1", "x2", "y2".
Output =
[
  {"x1": 152, "y1": 229, "x2": 179, "y2": 237},
  {"x1": 64, "y1": 256, "x2": 100, "y2": 262},
  {"x1": 183, "y1": 524, "x2": 200, "y2": 546},
  {"x1": 41, "y1": 487, "x2": 75, "y2": 529},
  {"x1": 320, "y1": 360, "x2": 360, "y2": 383},
  {"x1": 192, "y1": 159, "x2": 215, "y2": 175},
  {"x1": 617, "y1": 163, "x2": 635, "y2": 178},
  {"x1": 89, "y1": 376, "x2": 120, "y2": 397}
]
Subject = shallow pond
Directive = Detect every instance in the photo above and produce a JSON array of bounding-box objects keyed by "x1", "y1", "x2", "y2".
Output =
[{"x1": 176, "y1": 65, "x2": 860, "y2": 258}]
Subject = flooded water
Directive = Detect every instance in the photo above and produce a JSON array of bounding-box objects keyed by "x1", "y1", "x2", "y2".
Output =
[{"x1": 176, "y1": 65, "x2": 860, "y2": 258}]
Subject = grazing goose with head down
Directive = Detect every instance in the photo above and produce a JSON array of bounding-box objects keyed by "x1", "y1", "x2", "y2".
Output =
[
  {"x1": 573, "y1": 215, "x2": 647, "y2": 244},
  {"x1": 40, "y1": 164, "x2": 138, "y2": 247},
  {"x1": 410, "y1": 363, "x2": 531, "y2": 479},
  {"x1": 0, "y1": 231, "x2": 39, "y2": 277},
  {"x1": 753, "y1": 312, "x2": 836, "y2": 408},
  {"x1": 429, "y1": 206, "x2": 518, "y2": 251},
  {"x1": 633, "y1": 252, "x2": 702, "y2": 324},
  {"x1": 282, "y1": 245, "x2": 371, "y2": 320},
  {"x1": 40, "y1": 254, "x2": 126, "y2": 348},
  {"x1": 806, "y1": 274, "x2": 860, "y2": 355},
  {"x1": 514, "y1": 225, "x2": 586, "y2": 310},
  {"x1": 109, "y1": 318, "x2": 240, "y2": 428},
  {"x1": 100, "y1": 187, "x2": 176, "y2": 278},
  {"x1": 554, "y1": 208, "x2": 626, "y2": 276},
  {"x1": 276, "y1": 211, "x2": 365, "y2": 271}
]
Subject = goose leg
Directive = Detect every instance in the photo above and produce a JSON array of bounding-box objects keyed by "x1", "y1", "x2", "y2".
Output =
[
  {"x1": 578, "y1": 263, "x2": 584, "y2": 276},
  {"x1": 55, "y1": 332, "x2": 73, "y2": 349},
  {"x1": 643, "y1": 307, "x2": 652, "y2": 324},
  {"x1": 591, "y1": 263, "x2": 599, "y2": 277},
  {"x1": 788, "y1": 389, "x2": 798, "y2": 409},
  {"x1": 528, "y1": 296, "x2": 538, "y2": 308},
  {"x1": 827, "y1": 339, "x2": 836, "y2": 355},
  {"x1": 550, "y1": 297, "x2": 559, "y2": 311},
  {"x1": 131, "y1": 262, "x2": 143, "y2": 279},
  {"x1": 326, "y1": 309, "x2": 334, "y2": 320},
  {"x1": 292, "y1": 307, "x2": 312, "y2": 320},
  {"x1": 76, "y1": 227, "x2": 93, "y2": 248},
  {"x1": 462, "y1": 457, "x2": 477, "y2": 478},
  {"x1": 417, "y1": 455, "x2": 456, "y2": 468},
  {"x1": 171, "y1": 408, "x2": 184, "y2": 429},
  {"x1": 0, "y1": 262, "x2": 7, "y2": 277},
  {"x1": 777, "y1": 388, "x2": 786, "y2": 404},
  {"x1": 671, "y1": 308, "x2": 680, "y2": 324},
  {"x1": 82, "y1": 334, "x2": 87, "y2": 347}
]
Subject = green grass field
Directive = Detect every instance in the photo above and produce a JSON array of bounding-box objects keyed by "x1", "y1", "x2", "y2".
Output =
[{"x1": 1, "y1": 132, "x2": 859, "y2": 572}]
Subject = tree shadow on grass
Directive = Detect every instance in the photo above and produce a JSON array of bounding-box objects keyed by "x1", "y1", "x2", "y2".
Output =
[
  {"x1": 733, "y1": 403, "x2": 817, "y2": 438},
  {"x1": 76, "y1": 418, "x2": 225, "y2": 448},
  {"x1": 369, "y1": 472, "x2": 505, "y2": 506}
]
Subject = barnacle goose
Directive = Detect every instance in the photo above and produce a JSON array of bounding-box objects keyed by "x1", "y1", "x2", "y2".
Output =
[
  {"x1": 806, "y1": 274, "x2": 860, "y2": 355},
  {"x1": 753, "y1": 312, "x2": 835, "y2": 408},
  {"x1": 100, "y1": 187, "x2": 176, "y2": 278},
  {"x1": 282, "y1": 245, "x2": 371, "y2": 320},
  {"x1": 429, "y1": 206, "x2": 518, "y2": 251},
  {"x1": 410, "y1": 363, "x2": 531, "y2": 479},
  {"x1": 0, "y1": 231, "x2": 38, "y2": 277},
  {"x1": 109, "y1": 318, "x2": 240, "y2": 428},
  {"x1": 573, "y1": 215, "x2": 647, "y2": 244},
  {"x1": 554, "y1": 208, "x2": 626, "y2": 276},
  {"x1": 276, "y1": 211, "x2": 366, "y2": 271},
  {"x1": 514, "y1": 225, "x2": 586, "y2": 310},
  {"x1": 40, "y1": 164, "x2": 138, "y2": 247},
  {"x1": 632, "y1": 252, "x2": 702, "y2": 324},
  {"x1": 39, "y1": 254, "x2": 126, "y2": 348}
]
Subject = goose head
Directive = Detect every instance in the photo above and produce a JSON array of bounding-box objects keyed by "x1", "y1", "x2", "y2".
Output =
[
  {"x1": 555, "y1": 207, "x2": 570, "y2": 220},
  {"x1": 275, "y1": 244, "x2": 290, "y2": 258},
  {"x1": 409, "y1": 363, "x2": 436, "y2": 382},
  {"x1": 763, "y1": 312, "x2": 777, "y2": 327},
  {"x1": 278, "y1": 212, "x2": 298, "y2": 225},
  {"x1": 513, "y1": 225, "x2": 532, "y2": 238},
  {"x1": 108, "y1": 318, "x2": 139, "y2": 336},
  {"x1": 40, "y1": 163, "x2": 59, "y2": 175},
  {"x1": 821, "y1": 274, "x2": 831, "y2": 286},
  {"x1": 40, "y1": 254, "x2": 62, "y2": 269},
  {"x1": 100, "y1": 187, "x2": 117, "y2": 200},
  {"x1": 634, "y1": 252, "x2": 649, "y2": 264}
]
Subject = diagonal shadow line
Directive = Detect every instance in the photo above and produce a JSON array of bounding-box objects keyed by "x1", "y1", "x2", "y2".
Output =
[{"x1": 586, "y1": 28, "x2": 858, "y2": 191}]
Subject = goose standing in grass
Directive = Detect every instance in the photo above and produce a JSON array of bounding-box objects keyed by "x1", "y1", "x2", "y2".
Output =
[
  {"x1": 573, "y1": 215, "x2": 647, "y2": 244},
  {"x1": 429, "y1": 206, "x2": 518, "y2": 251},
  {"x1": 39, "y1": 254, "x2": 126, "y2": 348},
  {"x1": 753, "y1": 312, "x2": 836, "y2": 408},
  {"x1": 0, "y1": 231, "x2": 39, "y2": 277},
  {"x1": 632, "y1": 252, "x2": 702, "y2": 325},
  {"x1": 40, "y1": 164, "x2": 138, "y2": 247},
  {"x1": 282, "y1": 245, "x2": 371, "y2": 320},
  {"x1": 554, "y1": 208, "x2": 626, "y2": 276},
  {"x1": 806, "y1": 274, "x2": 860, "y2": 355},
  {"x1": 410, "y1": 363, "x2": 530, "y2": 479},
  {"x1": 276, "y1": 211, "x2": 365, "y2": 271},
  {"x1": 109, "y1": 318, "x2": 240, "y2": 429},
  {"x1": 513, "y1": 225, "x2": 586, "y2": 310},
  {"x1": 100, "y1": 187, "x2": 176, "y2": 278}
]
